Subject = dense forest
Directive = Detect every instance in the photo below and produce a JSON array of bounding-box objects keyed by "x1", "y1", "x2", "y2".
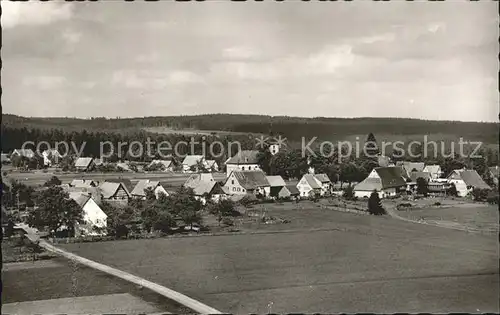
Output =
[{"x1": 3, "y1": 114, "x2": 498, "y2": 144}]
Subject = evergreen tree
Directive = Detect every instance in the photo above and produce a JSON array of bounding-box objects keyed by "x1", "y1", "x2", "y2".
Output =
[
  {"x1": 416, "y1": 177, "x2": 429, "y2": 196},
  {"x1": 368, "y1": 190, "x2": 386, "y2": 215}
]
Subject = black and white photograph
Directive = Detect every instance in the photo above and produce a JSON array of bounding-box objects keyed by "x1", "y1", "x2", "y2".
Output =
[{"x1": 1, "y1": 0, "x2": 499, "y2": 314}]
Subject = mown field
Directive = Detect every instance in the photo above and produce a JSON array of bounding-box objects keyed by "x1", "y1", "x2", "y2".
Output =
[
  {"x1": 1, "y1": 257, "x2": 190, "y2": 314},
  {"x1": 61, "y1": 207, "x2": 499, "y2": 314}
]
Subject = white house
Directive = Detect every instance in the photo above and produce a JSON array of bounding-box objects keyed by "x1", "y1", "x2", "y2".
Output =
[
  {"x1": 225, "y1": 150, "x2": 261, "y2": 176},
  {"x1": 98, "y1": 181, "x2": 131, "y2": 204},
  {"x1": 42, "y1": 149, "x2": 62, "y2": 166},
  {"x1": 314, "y1": 173, "x2": 332, "y2": 196},
  {"x1": 423, "y1": 164, "x2": 442, "y2": 179},
  {"x1": 75, "y1": 157, "x2": 95, "y2": 172},
  {"x1": 396, "y1": 161, "x2": 426, "y2": 178},
  {"x1": 447, "y1": 169, "x2": 491, "y2": 197},
  {"x1": 130, "y1": 180, "x2": 169, "y2": 199},
  {"x1": 204, "y1": 160, "x2": 219, "y2": 172},
  {"x1": 182, "y1": 155, "x2": 206, "y2": 173},
  {"x1": 69, "y1": 192, "x2": 107, "y2": 237},
  {"x1": 353, "y1": 167, "x2": 407, "y2": 199},
  {"x1": 297, "y1": 174, "x2": 323, "y2": 198},
  {"x1": 223, "y1": 170, "x2": 270, "y2": 197},
  {"x1": 269, "y1": 144, "x2": 281, "y2": 156}
]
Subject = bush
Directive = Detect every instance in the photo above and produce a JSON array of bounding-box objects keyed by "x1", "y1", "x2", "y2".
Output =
[
  {"x1": 434, "y1": 202, "x2": 441, "y2": 206},
  {"x1": 471, "y1": 188, "x2": 489, "y2": 202},
  {"x1": 342, "y1": 185, "x2": 355, "y2": 200},
  {"x1": 486, "y1": 192, "x2": 499, "y2": 205}
]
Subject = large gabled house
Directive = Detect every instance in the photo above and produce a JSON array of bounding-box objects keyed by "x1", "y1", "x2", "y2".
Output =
[
  {"x1": 182, "y1": 155, "x2": 206, "y2": 173},
  {"x1": 223, "y1": 170, "x2": 270, "y2": 197},
  {"x1": 69, "y1": 192, "x2": 107, "y2": 237},
  {"x1": 447, "y1": 169, "x2": 491, "y2": 197},
  {"x1": 225, "y1": 150, "x2": 261, "y2": 176},
  {"x1": 98, "y1": 181, "x2": 131, "y2": 204},
  {"x1": 130, "y1": 180, "x2": 168, "y2": 200},
  {"x1": 354, "y1": 167, "x2": 407, "y2": 198},
  {"x1": 297, "y1": 174, "x2": 323, "y2": 198},
  {"x1": 74, "y1": 157, "x2": 95, "y2": 172},
  {"x1": 184, "y1": 173, "x2": 226, "y2": 204}
]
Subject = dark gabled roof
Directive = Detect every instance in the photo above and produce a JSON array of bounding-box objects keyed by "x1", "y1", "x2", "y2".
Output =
[
  {"x1": 131, "y1": 180, "x2": 161, "y2": 197},
  {"x1": 105, "y1": 178, "x2": 133, "y2": 192},
  {"x1": 410, "y1": 171, "x2": 431, "y2": 182},
  {"x1": 284, "y1": 185, "x2": 300, "y2": 195},
  {"x1": 459, "y1": 170, "x2": 491, "y2": 190},
  {"x1": 354, "y1": 177, "x2": 383, "y2": 192},
  {"x1": 232, "y1": 170, "x2": 270, "y2": 190},
  {"x1": 226, "y1": 150, "x2": 260, "y2": 165},
  {"x1": 314, "y1": 173, "x2": 331, "y2": 183},
  {"x1": 266, "y1": 175, "x2": 286, "y2": 187},
  {"x1": 374, "y1": 167, "x2": 407, "y2": 188}
]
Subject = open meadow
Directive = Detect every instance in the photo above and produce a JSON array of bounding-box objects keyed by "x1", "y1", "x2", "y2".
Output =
[{"x1": 61, "y1": 207, "x2": 499, "y2": 314}]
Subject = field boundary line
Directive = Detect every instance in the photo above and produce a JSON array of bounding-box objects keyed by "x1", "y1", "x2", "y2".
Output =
[{"x1": 38, "y1": 240, "x2": 222, "y2": 314}]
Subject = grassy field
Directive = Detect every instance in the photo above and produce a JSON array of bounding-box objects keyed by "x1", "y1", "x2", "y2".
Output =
[
  {"x1": 61, "y1": 207, "x2": 499, "y2": 313},
  {"x1": 3, "y1": 170, "x2": 227, "y2": 187},
  {"x1": 396, "y1": 204, "x2": 499, "y2": 232},
  {"x1": 2, "y1": 257, "x2": 191, "y2": 313}
]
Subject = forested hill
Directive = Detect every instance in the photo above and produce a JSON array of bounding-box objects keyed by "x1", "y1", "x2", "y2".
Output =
[{"x1": 2, "y1": 114, "x2": 498, "y2": 144}]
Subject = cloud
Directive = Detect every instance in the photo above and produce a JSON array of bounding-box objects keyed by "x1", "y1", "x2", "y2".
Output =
[
  {"x1": 211, "y1": 44, "x2": 359, "y2": 81},
  {"x1": 22, "y1": 76, "x2": 67, "y2": 90},
  {"x1": 168, "y1": 71, "x2": 205, "y2": 85},
  {"x1": 62, "y1": 29, "x2": 82, "y2": 45},
  {"x1": 222, "y1": 46, "x2": 261, "y2": 60},
  {"x1": 357, "y1": 33, "x2": 396, "y2": 44},
  {"x1": 1, "y1": 1, "x2": 74, "y2": 29},
  {"x1": 111, "y1": 70, "x2": 204, "y2": 89}
]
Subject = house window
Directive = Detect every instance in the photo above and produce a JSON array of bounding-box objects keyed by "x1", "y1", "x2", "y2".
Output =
[
  {"x1": 233, "y1": 187, "x2": 236, "y2": 191},
  {"x1": 242, "y1": 167, "x2": 245, "y2": 171},
  {"x1": 237, "y1": 188, "x2": 241, "y2": 192},
  {"x1": 232, "y1": 180, "x2": 234, "y2": 185}
]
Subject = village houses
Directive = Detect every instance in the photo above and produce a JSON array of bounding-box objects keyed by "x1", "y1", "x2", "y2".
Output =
[
  {"x1": 353, "y1": 167, "x2": 407, "y2": 199},
  {"x1": 147, "y1": 159, "x2": 175, "y2": 172},
  {"x1": 74, "y1": 157, "x2": 95, "y2": 172},
  {"x1": 223, "y1": 170, "x2": 270, "y2": 197},
  {"x1": 69, "y1": 192, "x2": 107, "y2": 237},
  {"x1": 11, "y1": 149, "x2": 35, "y2": 159},
  {"x1": 131, "y1": 180, "x2": 168, "y2": 200},
  {"x1": 447, "y1": 168, "x2": 491, "y2": 197},
  {"x1": 183, "y1": 173, "x2": 226, "y2": 204},
  {"x1": 182, "y1": 155, "x2": 206, "y2": 173},
  {"x1": 225, "y1": 150, "x2": 261, "y2": 176},
  {"x1": 297, "y1": 174, "x2": 323, "y2": 198},
  {"x1": 423, "y1": 164, "x2": 443, "y2": 179},
  {"x1": 266, "y1": 175, "x2": 287, "y2": 199},
  {"x1": 42, "y1": 149, "x2": 62, "y2": 166}
]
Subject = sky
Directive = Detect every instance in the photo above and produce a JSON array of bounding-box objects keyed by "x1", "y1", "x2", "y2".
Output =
[{"x1": 1, "y1": 0, "x2": 498, "y2": 122}]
